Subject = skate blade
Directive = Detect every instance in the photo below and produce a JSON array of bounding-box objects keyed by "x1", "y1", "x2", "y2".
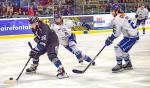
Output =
[
  {"x1": 58, "y1": 76, "x2": 69, "y2": 79},
  {"x1": 124, "y1": 67, "x2": 133, "y2": 70},
  {"x1": 25, "y1": 71, "x2": 36, "y2": 74},
  {"x1": 112, "y1": 69, "x2": 124, "y2": 73},
  {"x1": 57, "y1": 74, "x2": 69, "y2": 79}
]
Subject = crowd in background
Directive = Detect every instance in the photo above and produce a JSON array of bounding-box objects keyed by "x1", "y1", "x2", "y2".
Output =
[{"x1": 0, "y1": 0, "x2": 150, "y2": 18}]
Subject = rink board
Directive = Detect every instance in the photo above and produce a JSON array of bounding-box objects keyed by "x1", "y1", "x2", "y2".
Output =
[{"x1": 0, "y1": 27, "x2": 150, "y2": 40}]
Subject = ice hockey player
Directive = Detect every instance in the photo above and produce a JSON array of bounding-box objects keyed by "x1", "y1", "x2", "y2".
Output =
[
  {"x1": 105, "y1": 4, "x2": 139, "y2": 73},
  {"x1": 50, "y1": 14, "x2": 95, "y2": 65},
  {"x1": 26, "y1": 16, "x2": 68, "y2": 79},
  {"x1": 135, "y1": 4, "x2": 149, "y2": 34}
]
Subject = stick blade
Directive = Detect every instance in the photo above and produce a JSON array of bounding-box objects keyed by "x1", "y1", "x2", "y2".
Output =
[
  {"x1": 72, "y1": 69, "x2": 84, "y2": 74},
  {"x1": 3, "y1": 79, "x2": 17, "y2": 86}
]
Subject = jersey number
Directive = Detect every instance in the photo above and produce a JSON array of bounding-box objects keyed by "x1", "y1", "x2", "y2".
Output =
[{"x1": 128, "y1": 20, "x2": 137, "y2": 29}]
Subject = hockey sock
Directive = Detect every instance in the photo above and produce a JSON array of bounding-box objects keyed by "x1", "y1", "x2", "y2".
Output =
[
  {"x1": 75, "y1": 51, "x2": 82, "y2": 60},
  {"x1": 83, "y1": 55, "x2": 92, "y2": 62},
  {"x1": 33, "y1": 58, "x2": 39, "y2": 64},
  {"x1": 52, "y1": 58, "x2": 63, "y2": 68}
]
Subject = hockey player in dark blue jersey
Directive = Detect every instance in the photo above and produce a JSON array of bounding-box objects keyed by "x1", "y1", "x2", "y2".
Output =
[{"x1": 26, "y1": 16, "x2": 68, "y2": 79}]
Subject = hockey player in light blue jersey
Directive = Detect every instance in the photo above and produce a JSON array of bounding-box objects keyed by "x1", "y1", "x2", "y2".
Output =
[
  {"x1": 105, "y1": 4, "x2": 139, "y2": 73},
  {"x1": 50, "y1": 14, "x2": 95, "y2": 65}
]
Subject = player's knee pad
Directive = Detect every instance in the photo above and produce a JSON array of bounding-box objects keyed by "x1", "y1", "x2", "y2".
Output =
[
  {"x1": 114, "y1": 45, "x2": 130, "y2": 60},
  {"x1": 48, "y1": 53, "x2": 57, "y2": 62},
  {"x1": 114, "y1": 45, "x2": 124, "y2": 57}
]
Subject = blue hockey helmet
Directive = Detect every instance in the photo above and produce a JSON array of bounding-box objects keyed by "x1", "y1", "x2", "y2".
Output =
[
  {"x1": 28, "y1": 16, "x2": 39, "y2": 24},
  {"x1": 112, "y1": 3, "x2": 121, "y2": 11}
]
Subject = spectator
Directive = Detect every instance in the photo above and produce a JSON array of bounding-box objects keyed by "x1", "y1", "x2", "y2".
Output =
[
  {"x1": 18, "y1": 8, "x2": 23, "y2": 15},
  {"x1": 28, "y1": 6, "x2": 35, "y2": 16},
  {"x1": 105, "y1": 3, "x2": 111, "y2": 13},
  {"x1": 37, "y1": 2, "x2": 43, "y2": 15},
  {"x1": 125, "y1": 6, "x2": 132, "y2": 13},
  {"x1": 12, "y1": 12, "x2": 19, "y2": 18},
  {"x1": 62, "y1": 6, "x2": 69, "y2": 16},
  {"x1": 66, "y1": 0, "x2": 74, "y2": 5},
  {"x1": 0, "y1": 0, "x2": 150, "y2": 18},
  {"x1": 0, "y1": 2, "x2": 3, "y2": 16},
  {"x1": 6, "y1": 3, "x2": 13, "y2": 17},
  {"x1": 44, "y1": 8, "x2": 51, "y2": 16}
]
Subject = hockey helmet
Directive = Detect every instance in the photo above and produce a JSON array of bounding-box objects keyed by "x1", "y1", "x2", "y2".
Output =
[
  {"x1": 28, "y1": 16, "x2": 39, "y2": 24},
  {"x1": 112, "y1": 3, "x2": 121, "y2": 11}
]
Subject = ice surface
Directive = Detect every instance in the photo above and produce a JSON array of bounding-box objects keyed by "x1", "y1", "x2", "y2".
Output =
[{"x1": 0, "y1": 31, "x2": 150, "y2": 88}]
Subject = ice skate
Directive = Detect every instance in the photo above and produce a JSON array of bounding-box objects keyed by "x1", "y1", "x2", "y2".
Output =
[
  {"x1": 57, "y1": 67, "x2": 69, "y2": 79},
  {"x1": 26, "y1": 64, "x2": 38, "y2": 73},
  {"x1": 112, "y1": 64, "x2": 123, "y2": 73},
  {"x1": 123, "y1": 61, "x2": 133, "y2": 70}
]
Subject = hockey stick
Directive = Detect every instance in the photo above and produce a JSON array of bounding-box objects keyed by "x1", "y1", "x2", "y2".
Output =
[
  {"x1": 16, "y1": 42, "x2": 33, "y2": 81},
  {"x1": 4, "y1": 42, "x2": 33, "y2": 84},
  {"x1": 72, "y1": 45, "x2": 106, "y2": 74}
]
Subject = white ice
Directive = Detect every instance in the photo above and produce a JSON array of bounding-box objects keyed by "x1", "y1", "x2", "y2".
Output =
[{"x1": 0, "y1": 31, "x2": 150, "y2": 88}]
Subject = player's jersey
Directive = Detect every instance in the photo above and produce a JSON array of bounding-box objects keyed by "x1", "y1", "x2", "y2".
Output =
[
  {"x1": 50, "y1": 19, "x2": 77, "y2": 45},
  {"x1": 32, "y1": 21, "x2": 59, "y2": 51},
  {"x1": 136, "y1": 8, "x2": 149, "y2": 20},
  {"x1": 110, "y1": 14, "x2": 139, "y2": 38}
]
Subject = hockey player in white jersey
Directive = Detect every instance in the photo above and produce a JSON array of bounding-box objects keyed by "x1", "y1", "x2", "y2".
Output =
[
  {"x1": 50, "y1": 14, "x2": 95, "y2": 65},
  {"x1": 105, "y1": 4, "x2": 139, "y2": 73},
  {"x1": 135, "y1": 4, "x2": 149, "y2": 34}
]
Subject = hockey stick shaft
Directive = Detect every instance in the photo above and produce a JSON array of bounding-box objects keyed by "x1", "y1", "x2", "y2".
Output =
[
  {"x1": 82, "y1": 45, "x2": 106, "y2": 72},
  {"x1": 16, "y1": 42, "x2": 33, "y2": 81},
  {"x1": 73, "y1": 45, "x2": 106, "y2": 73}
]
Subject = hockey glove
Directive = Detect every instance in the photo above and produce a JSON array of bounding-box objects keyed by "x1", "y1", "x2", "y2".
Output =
[
  {"x1": 34, "y1": 37, "x2": 40, "y2": 43},
  {"x1": 105, "y1": 34, "x2": 116, "y2": 46},
  {"x1": 29, "y1": 48, "x2": 40, "y2": 59},
  {"x1": 82, "y1": 22, "x2": 91, "y2": 30},
  {"x1": 135, "y1": 15, "x2": 138, "y2": 18}
]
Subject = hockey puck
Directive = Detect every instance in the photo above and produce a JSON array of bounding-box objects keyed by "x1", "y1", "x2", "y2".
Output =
[{"x1": 9, "y1": 77, "x2": 13, "y2": 80}]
